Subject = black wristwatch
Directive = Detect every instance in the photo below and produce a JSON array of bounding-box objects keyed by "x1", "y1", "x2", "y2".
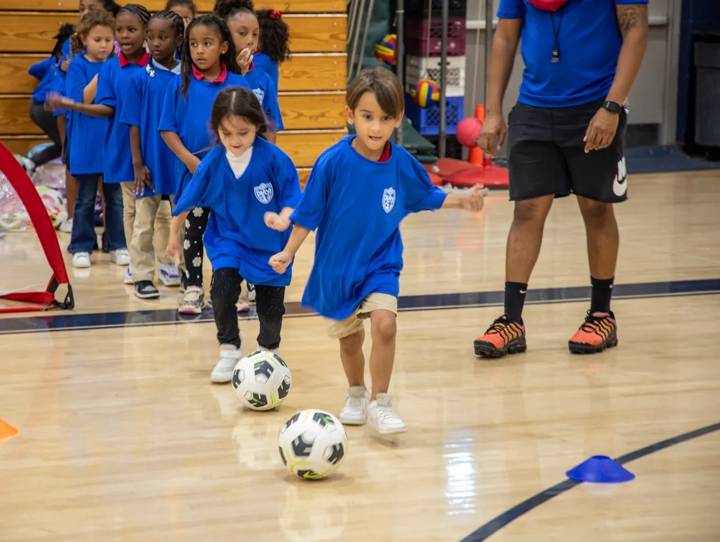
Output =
[{"x1": 601, "y1": 100, "x2": 623, "y2": 114}]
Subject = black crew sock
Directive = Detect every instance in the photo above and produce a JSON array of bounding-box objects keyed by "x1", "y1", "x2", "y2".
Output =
[
  {"x1": 590, "y1": 276, "x2": 614, "y2": 314},
  {"x1": 504, "y1": 282, "x2": 528, "y2": 323}
]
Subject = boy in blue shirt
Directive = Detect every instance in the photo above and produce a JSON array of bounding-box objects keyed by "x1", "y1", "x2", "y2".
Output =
[{"x1": 269, "y1": 67, "x2": 485, "y2": 435}]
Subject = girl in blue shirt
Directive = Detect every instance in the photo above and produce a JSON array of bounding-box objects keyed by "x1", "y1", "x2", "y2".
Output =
[
  {"x1": 119, "y1": 10, "x2": 185, "y2": 299},
  {"x1": 159, "y1": 14, "x2": 251, "y2": 314},
  {"x1": 270, "y1": 67, "x2": 485, "y2": 435},
  {"x1": 254, "y1": 8, "x2": 289, "y2": 91},
  {"x1": 57, "y1": 10, "x2": 122, "y2": 268},
  {"x1": 221, "y1": 4, "x2": 283, "y2": 135},
  {"x1": 168, "y1": 87, "x2": 301, "y2": 383}
]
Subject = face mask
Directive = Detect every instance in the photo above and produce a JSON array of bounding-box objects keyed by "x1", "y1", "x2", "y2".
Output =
[{"x1": 527, "y1": 0, "x2": 568, "y2": 12}]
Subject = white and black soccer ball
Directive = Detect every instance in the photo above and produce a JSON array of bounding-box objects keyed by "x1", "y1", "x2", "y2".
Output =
[
  {"x1": 277, "y1": 409, "x2": 348, "y2": 480},
  {"x1": 231, "y1": 350, "x2": 292, "y2": 411}
]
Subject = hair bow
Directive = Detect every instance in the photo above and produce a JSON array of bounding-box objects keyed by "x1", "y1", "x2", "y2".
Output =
[{"x1": 269, "y1": 9, "x2": 283, "y2": 19}]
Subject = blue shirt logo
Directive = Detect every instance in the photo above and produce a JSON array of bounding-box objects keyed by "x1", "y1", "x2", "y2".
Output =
[
  {"x1": 382, "y1": 187, "x2": 396, "y2": 214},
  {"x1": 254, "y1": 182, "x2": 274, "y2": 204}
]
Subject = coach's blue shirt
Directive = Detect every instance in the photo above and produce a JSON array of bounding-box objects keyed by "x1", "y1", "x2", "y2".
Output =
[
  {"x1": 120, "y1": 60, "x2": 181, "y2": 198},
  {"x1": 66, "y1": 55, "x2": 109, "y2": 175},
  {"x1": 173, "y1": 139, "x2": 301, "y2": 286},
  {"x1": 497, "y1": 0, "x2": 649, "y2": 107},
  {"x1": 95, "y1": 52, "x2": 150, "y2": 182},
  {"x1": 290, "y1": 136, "x2": 447, "y2": 320}
]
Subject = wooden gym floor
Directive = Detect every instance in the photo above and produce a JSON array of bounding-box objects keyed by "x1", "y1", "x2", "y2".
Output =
[{"x1": 0, "y1": 169, "x2": 718, "y2": 541}]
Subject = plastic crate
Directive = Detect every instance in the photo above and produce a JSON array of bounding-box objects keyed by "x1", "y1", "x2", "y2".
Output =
[
  {"x1": 406, "y1": 0, "x2": 467, "y2": 18},
  {"x1": 404, "y1": 17, "x2": 466, "y2": 56},
  {"x1": 404, "y1": 93, "x2": 464, "y2": 136},
  {"x1": 405, "y1": 55, "x2": 466, "y2": 96}
]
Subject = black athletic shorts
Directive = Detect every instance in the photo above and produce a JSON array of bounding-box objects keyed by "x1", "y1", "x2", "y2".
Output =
[{"x1": 507, "y1": 98, "x2": 628, "y2": 203}]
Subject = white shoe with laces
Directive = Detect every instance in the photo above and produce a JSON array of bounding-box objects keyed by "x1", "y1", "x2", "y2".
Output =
[
  {"x1": 159, "y1": 263, "x2": 182, "y2": 287},
  {"x1": 72, "y1": 252, "x2": 91, "y2": 268},
  {"x1": 59, "y1": 218, "x2": 73, "y2": 234},
  {"x1": 339, "y1": 386, "x2": 369, "y2": 425},
  {"x1": 211, "y1": 345, "x2": 242, "y2": 383},
  {"x1": 367, "y1": 393, "x2": 407, "y2": 434},
  {"x1": 110, "y1": 248, "x2": 130, "y2": 266}
]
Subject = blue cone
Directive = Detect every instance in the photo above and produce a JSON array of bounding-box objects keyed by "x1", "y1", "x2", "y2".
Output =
[{"x1": 566, "y1": 455, "x2": 635, "y2": 483}]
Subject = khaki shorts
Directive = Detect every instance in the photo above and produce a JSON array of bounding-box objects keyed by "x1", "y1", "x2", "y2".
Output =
[{"x1": 327, "y1": 293, "x2": 398, "y2": 339}]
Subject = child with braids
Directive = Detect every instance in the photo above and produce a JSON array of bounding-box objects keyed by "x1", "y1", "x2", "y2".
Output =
[
  {"x1": 119, "y1": 10, "x2": 185, "y2": 298},
  {"x1": 159, "y1": 14, "x2": 251, "y2": 314}
]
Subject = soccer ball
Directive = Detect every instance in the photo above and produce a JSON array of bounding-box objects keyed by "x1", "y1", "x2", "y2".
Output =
[
  {"x1": 231, "y1": 350, "x2": 292, "y2": 411},
  {"x1": 277, "y1": 409, "x2": 348, "y2": 480}
]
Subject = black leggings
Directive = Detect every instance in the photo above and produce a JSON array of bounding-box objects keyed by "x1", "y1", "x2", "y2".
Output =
[
  {"x1": 28, "y1": 102, "x2": 61, "y2": 168},
  {"x1": 183, "y1": 207, "x2": 209, "y2": 288},
  {"x1": 211, "y1": 268, "x2": 286, "y2": 350}
]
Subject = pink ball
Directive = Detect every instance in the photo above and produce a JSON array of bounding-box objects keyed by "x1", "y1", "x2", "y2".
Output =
[{"x1": 456, "y1": 117, "x2": 483, "y2": 148}]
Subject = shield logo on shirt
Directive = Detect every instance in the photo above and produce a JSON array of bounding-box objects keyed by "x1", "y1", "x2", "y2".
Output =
[
  {"x1": 254, "y1": 182, "x2": 274, "y2": 204},
  {"x1": 382, "y1": 187, "x2": 396, "y2": 214},
  {"x1": 252, "y1": 88, "x2": 265, "y2": 105}
]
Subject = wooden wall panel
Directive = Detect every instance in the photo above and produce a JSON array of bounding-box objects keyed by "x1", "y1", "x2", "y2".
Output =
[
  {"x1": 278, "y1": 93, "x2": 345, "y2": 130},
  {"x1": 0, "y1": 13, "x2": 345, "y2": 53},
  {"x1": 276, "y1": 130, "x2": 345, "y2": 167},
  {"x1": 0, "y1": 97, "x2": 41, "y2": 135},
  {"x1": 0, "y1": 54, "x2": 45, "y2": 94},
  {"x1": 0, "y1": 0, "x2": 345, "y2": 12}
]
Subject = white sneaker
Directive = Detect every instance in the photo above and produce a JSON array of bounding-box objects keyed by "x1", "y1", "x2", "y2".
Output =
[
  {"x1": 367, "y1": 393, "x2": 407, "y2": 434},
  {"x1": 178, "y1": 286, "x2": 204, "y2": 314},
  {"x1": 211, "y1": 345, "x2": 242, "y2": 383},
  {"x1": 159, "y1": 263, "x2": 182, "y2": 287},
  {"x1": 72, "y1": 252, "x2": 91, "y2": 268},
  {"x1": 123, "y1": 266, "x2": 134, "y2": 285},
  {"x1": 110, "y1": 248, "x2": 130, "y2": 266},
  {"x1": 339, "y1": 386, "x2": 369, "y2": 425},
  {"x1": 247, "y1": 282, "x2": 256, "y2": 303},
  {"x1": 59, "y1": 217, "x2": 73, "y2": 233}
]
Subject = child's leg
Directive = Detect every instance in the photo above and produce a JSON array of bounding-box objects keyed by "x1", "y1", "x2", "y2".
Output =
[
  {"x1": 120, "y1": 182, "x2": 136, "y2": 252},
  {"x1": 101, "y1": 182, "x2": 126, "y2": 251},
  {"x1": 154, "y1": 199, "x2": 172, "y2": 267},
  {"x1": 210, "y1": 268, "x2": 242, "y2": 348},
  {"x1": 183, "y1": 207, "x2": 209, "y2": 288},
  {"x1": 254, "y1": 285, "x2": 286, "y2": 351},
  {"x1": 209, "y1": 268, "x2": 243, "y2": 383},
  {"x1": 339, "y1": 329, "x2": 365, "y2": 387},
  {"x1": 130, "y1": 194, "x2": 160, "y2": 284},
  {"x1": 368, "y1": 310, "x2": 397, "y2": 400},
  {"x1": 70, "y1": 174, "x2": 100, "y2": 253}
]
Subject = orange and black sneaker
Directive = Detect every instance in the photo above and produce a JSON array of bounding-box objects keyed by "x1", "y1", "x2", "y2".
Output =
[
  {"x1": 474, "y1": 315, "x2": 527, "y2": 358},
  {"x1": 568, "y1": 311, "x2": 618, "y2": 354}
]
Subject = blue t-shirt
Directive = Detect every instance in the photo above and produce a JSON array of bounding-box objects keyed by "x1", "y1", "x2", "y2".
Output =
[
  {"x1": 50, "y1": 38, "x2": 74, "y2": 117},
  {"x1": 120, "y1": 60, "x2": 181, "y2": 198},
  {"x1": 172, "y1": 139, "x2": 302, "y2": 286},
  {"x1": 497, "y1": 0, "x2": 649, "y2": 108},
  {"x1": 95, "y1": 55, "x2": 148, "y2": 183},
  {"x1": 245, "y1": 68, "x2": 284, "y2": 131},
  {"x1": 66, "y1": 55, "x2": 109, "y2": 175},
  {"x1": 290, "y1": 136, "x2": 448, "y2": 320},
  {"x1": 253, "y1": 53, "x2": 279, "y2": 91},
  {"x1": 158, "y1": 70, "x2": 250, "y2": 196},
  {"x1": 30, "y1": 57, "x2": 58, "y2": 104}
]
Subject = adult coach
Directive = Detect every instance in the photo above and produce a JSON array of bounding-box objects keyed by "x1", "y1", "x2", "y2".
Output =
[{"x1": 473, "y1": 0, "x2": 648, "y2": 357}]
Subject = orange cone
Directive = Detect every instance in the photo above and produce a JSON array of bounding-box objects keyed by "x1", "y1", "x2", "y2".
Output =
[
  {"x1": 0, "y1": 419, "x2": 18, "y2": 439},
  {"x1": 469, "y1": 104, "x2": 486, "y2": 166}
]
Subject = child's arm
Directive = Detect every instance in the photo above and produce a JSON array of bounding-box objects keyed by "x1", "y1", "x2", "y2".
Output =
[
  {"x1": 167, "y1": 211, "x2": 189, "y2": 259},
  {"x1": 130, "y1": 126, "x2": 153, "y2": 196},
  {"x1": 441, "y1": 185, "x2": 486, "y2": 212},
  {"x1": 45, "y1": 92, "x2": 113, "y2": 117},
  {"x1": 83, "y1": 74, "x2": 99, "y2": 104},
  {"x1": 160, "y1": 131, "x2": 201, "y2": 174},
  {"x1": 264, "y1": 207, "x2": 294, "y2": 231},
  {"x1": 269, "y1": 224, "x2": 310, "y2": 274}
]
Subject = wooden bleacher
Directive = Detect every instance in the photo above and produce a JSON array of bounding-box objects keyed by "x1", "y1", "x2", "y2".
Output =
[{"x1": 0, "y1": 0, "x2": 347, "y2": 182}]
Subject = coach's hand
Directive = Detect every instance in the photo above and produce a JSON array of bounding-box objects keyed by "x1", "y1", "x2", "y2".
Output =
[
  {"x1": 476, "y1": 112, "x2": 507, "y2": 157},
  {"x1": 584, "y1": 108, "x2": 619, "y2": 153}
]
